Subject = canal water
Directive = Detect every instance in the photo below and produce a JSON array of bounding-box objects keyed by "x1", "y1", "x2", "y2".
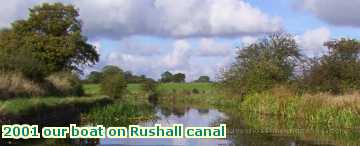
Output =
[
  {"x1": 101, "y1": 107, "x2": 232, "y2": 146},
  {"x1": 99, "y1": 106, "x2": 358, "y2": 146}
]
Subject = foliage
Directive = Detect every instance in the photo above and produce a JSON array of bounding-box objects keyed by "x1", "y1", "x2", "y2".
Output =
[
  {"x1": 142, "y1": 80, "x2": 158, "y2": 93},
  {"x1": 100, "y1": 66, "x2": 127, "y2": 99},
  {"x1": 0, "y1": 96, "x2": 111, "y2": 116},
  {"x1": 220, "y1": 32, "x2": 302, "y2": 96},
  {"x1": 160, "y1": 71, "x2": 173, "y2": 82},
  {"x1": 124, "y1": 71, "x2": 155, "y2": 83},
  {"x1": 46, "y1": 72, "x2": 84, "y2": 96},
  {"x1": 240, "y1": 91, "x2": 360, "y2": 129},
  {"x1": 0, "y1": 3, "x2": 99, "y2": 77},
  {"x1": 0, "y1": 72, "x2": 46, "y2": 99},
  {"x1": 302, "y1": 38, "x2": 360, "y2": 94},
  {"x1": 160, "y1": 71, "x2": 186, "y2": 83},
  {"x1": 86, "y1": 71, "x2": 103, "y2": 84},
  {"x1": 102, "y1": 65, "x2": 124, "y2": 75},
  {"x1": 85, "y1": 99, "x2": 154, "y2": 127},
  {"x1": 194, "y1": 76, "x2": 211, "y2": 83},
  {"x1": 172, "y1": 73, "x2": 186, "y2": 82}
]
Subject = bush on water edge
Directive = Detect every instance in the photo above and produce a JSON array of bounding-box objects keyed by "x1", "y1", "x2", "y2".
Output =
[{"x1": 84, "y1": 98, "x2": 155, "y2": 127}]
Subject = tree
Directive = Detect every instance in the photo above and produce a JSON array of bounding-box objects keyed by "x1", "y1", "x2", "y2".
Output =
[
  {"x1": 303, "y1": 38, "x2": 360, "y2": 94},
  {"x1": 102, "y1": 65, "x2": 123, "y2": 76},
  {"x1": 221, "y1": 32, "x2": 302, "y2": 96},
  {"x1": 160, "y1": 71, "x2": 173, "y2": 83},
  {"x1": 101, "y1": 73, "x2": 127, "y2": 99},
  {"x1": 100, "y1": 65, "x2": 127, "y2": 98},
  {"x1": 173, "y1": 73, "x2": 186, "y2": 82},
  {"x1": 86, "y1": 71, "x2": 103, "y2": 83},
  {"x1": 195, "y1": 76, "x2": 211, "y2": 83},
  {"x1": 0, "y1": 3, "x2": 99, "y2": 76}
]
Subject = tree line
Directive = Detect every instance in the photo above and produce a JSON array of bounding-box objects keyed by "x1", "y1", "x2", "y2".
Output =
[{"x1": 220, "y1": 32, "x2": 360, "y2": 96}]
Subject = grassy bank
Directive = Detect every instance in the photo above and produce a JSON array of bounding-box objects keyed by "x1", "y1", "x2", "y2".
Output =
[
  {"x1": 156, "y1": 83, "x2": 360, "y2": 129},
  {"x1": 0, "y1": 96, "x2": 112, "y2": 116},
  {"x1": 240, "y1": 91, "x2": 360, "y2": 129},
  {"x1": 81, "y1": 84, "x2": 155, "y2": 126},
  {"x1": 0, "y1": 83, "x2": 112, "y2": 117},
  {"x1": 155, "y1": 83, "x2": 360, "y2": 145}
]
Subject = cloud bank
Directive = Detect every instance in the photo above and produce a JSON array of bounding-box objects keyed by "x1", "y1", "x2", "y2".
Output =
[
  {"x1": 299, "y1": 0, "x2": 360, "y2": 27},
  {"x1": 0, "y1": 0, "x2": 282, "y2": 39}
]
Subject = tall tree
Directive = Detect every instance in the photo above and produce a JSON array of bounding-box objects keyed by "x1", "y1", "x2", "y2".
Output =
[
  {"x1": 221, "y1": 32, "x2": 302, "y2": 96},
  {"x1": 196, "y1": 76, "x2": 210, "y2": 83},
  {"x1": 173, "y1": 73, "x2": 186, "y2": 82},
  {"x1": 160, "y1": 71, "x2": 173, "y2": 83},
  {"x1": 0, "y1": 3, "x2": 99, "y2": 77},
  {"x1": 304, "y1": 38, "x2": 360, "y2": 94}
]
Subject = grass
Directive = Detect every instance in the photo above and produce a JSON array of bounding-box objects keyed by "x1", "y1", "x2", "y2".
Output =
[
  {"x1": 81, "y1": 83, "x2": 155, "y2": 126},
  {"x1": 0, "y1": 84, "x2": 111, "y2": 117},
  {"x1": 153, "y1": 83, "x2": 360, "y2": 145},
  {"x1": 239, "y1": 92, "x2": 360, "y2": 129},
  {"x1": 84, "y1": 97, "x2": 155, "y2": 127},
  {"x1": 0, "y1": 96, "x2": 112, "y2": 116}
]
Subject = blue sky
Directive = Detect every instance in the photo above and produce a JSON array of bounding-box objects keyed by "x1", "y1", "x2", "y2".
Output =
[{"x1": 1, "y1": 0, "x2": 360, "y2": 81}]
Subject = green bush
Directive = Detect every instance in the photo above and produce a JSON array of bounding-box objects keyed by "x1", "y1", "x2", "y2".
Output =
[
  {"x1": 220, "y1": 32, "x2": 302, "y2": 96},
  {"x1": 192, "y1": 88, "x2": 200, "y2": 94},
  {"x1": 100, "y1": 73, "x2": 127, "y2": 99},
  {"x1": 46, "y1": 72, "x2": 84, "y2": 96},
  {"x1": 302, "y1": 38, "x2": 360, "y2": 94},
  {"x1": 142, "y1": 80, "x2": 157, "y2": 93}
]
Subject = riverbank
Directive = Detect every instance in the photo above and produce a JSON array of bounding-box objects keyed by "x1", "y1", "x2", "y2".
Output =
[{"x1": 155, "y1": 83, "x2": 360, "y2": 145}]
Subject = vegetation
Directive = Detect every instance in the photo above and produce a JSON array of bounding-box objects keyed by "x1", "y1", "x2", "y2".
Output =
[
  {"x1": 100, "y1": 66, "x2": 127, "y2": 99},
  {"x1": 160, "y1": 71, "x2": 186, "y2": 83},
  {"x1": 0, "y1": 3, "x2": 98, "y2": 98},
  {"x1": 0, "y1": 3, "x2": 98, "y2": 77},
  {"x1": 46, "y1": 72, "x2": 84, "y2": 96},
  {"x1": 220, "y1": 32, "x2": 302, "y2": 96},
  {"x1": 0, "y1": 96, "x2": 111, "y2": 116},
  {"x1": 194, "y1": 76, "x2": 211, "y2": 83},
  {"x1": 3, "y1": 2, "x2": 360, "y2": 145},
  {"x1": 302, "y1": 38, "x2": 360, "y2": 94}
]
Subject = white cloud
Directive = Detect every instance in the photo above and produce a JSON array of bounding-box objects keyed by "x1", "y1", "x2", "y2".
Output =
[
  {"x1": 197, "y1": 38, "x2": 232, "y2": 57},
  {"x1": 96, "y1": 38, "x2": 236, "y2": 81},
  {"x1": 162, "y1": 40, "x2": 192, "y2": 69},
  {"x1": 118, "y1": 37, "x2": 163, "y2": 56},
  {"x1": 0, "y1": 0, "x2": 282, "y2": 39},
  {"x1": 296, "y1": 27, "x2": 331, "y2": 57},
  {"x1": 299, "y1": 0, "x2": 360, "y2": 27}
]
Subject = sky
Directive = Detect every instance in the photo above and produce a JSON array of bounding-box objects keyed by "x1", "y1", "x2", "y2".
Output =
[{"x1": 1, "y1": 0, "x2": 360, "y2": 81}]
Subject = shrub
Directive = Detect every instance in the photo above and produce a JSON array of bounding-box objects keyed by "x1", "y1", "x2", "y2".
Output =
[
  {"x1": 302, "y1": 38, "x2": 360, "y2": 94},
  {"x1": 220, "y1": 32, "x2": 302, "y2": 96},
  {"x1": 142, "y1": 80, "x2": 157, "y2": 93},
  {"x1": 100, "y1": 73, "x2": 127, "y2": 99},
  {"x1": 46, "y1": 72, "x2": 84, "y2": 96},
  {"x1": 0, "y1": 72, "x2": 45, "y2": 99},
  {"x1": 192, "y1": 88, "x2": 200, "y2": 94}
]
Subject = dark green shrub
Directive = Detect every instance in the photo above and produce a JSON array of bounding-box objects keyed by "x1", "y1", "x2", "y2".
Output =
[
  {"x1": 192, "y1": 88, "x2": 200, "y2": 94},
  {"x1": 142, "y1": 80, "x2": 157, "y2": 93},
  {"x1": 100, "y1": 73, "x2": 127, "y2": 99},
  {"x1": 302, "y1": 38, "x2": 360, "y2": 94}
]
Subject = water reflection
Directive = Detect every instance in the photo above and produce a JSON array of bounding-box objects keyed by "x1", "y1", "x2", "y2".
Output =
[{"x1": 100, "y1": 107, "x2": 231, "y2": 146}]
